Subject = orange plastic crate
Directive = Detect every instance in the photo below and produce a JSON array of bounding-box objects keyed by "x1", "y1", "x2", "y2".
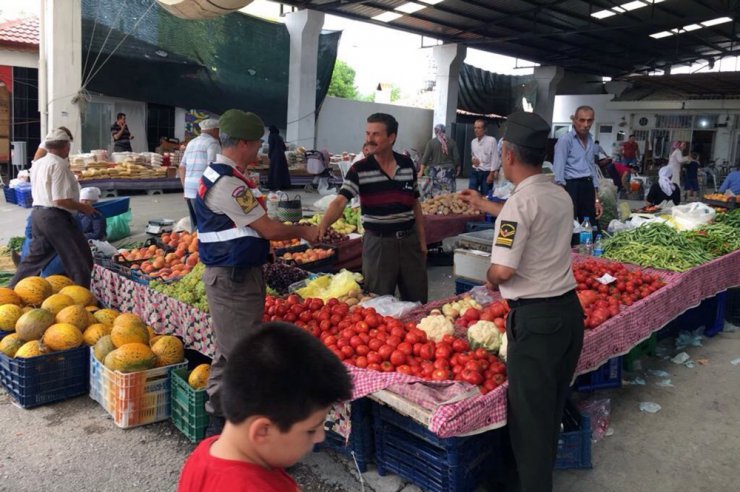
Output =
[{"x1": 89, "y1": 349, "x2": 187, "y2": 428}]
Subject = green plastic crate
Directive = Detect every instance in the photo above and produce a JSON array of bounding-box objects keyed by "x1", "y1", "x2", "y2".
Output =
[
  {"x1": 623, "y1": 333, "x2": 657, "y2": 371},
  {"x1": 171, "y1": 368, "x2": 208, "y2": 442}
]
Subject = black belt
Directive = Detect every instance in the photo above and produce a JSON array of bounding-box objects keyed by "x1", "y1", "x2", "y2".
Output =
[
  {"x1": 33, "y1": 205, "x2": 60, "y2": 210},
  {"x1": 366, "y1": 228, "x2": 415, "y2": 239},
  {"x1": 566, "y1": 177, "x2": 593, "y2": 182},
  {"x1": 507, "y1": 289, "x2": 576, "y2": 308}
]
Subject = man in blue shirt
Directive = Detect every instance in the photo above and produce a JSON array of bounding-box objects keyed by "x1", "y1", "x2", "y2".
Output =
[
  {"x1": 553, "y1": 105, "x2": 603, "y2": 225},
  {"x1": 719, "y1": 165, "x2": 740, "y2": 195}
]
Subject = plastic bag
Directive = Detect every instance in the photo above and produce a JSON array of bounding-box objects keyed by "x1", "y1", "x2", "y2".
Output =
[
  {"x1": 492, "y1": 180, "x2": 514, "y2": 199},
  {"x1": 106, "y1": 210, "x2": 132, "y2": 242},
  {"x1": 576, "y1": 398, "x2": 611, "y2": 442},
  {"x1": 359, "y1": 295, "x2": 420, "y2": 318},
  {"x1": 89, "y1": 240, "x2": 119, "y2": 258},
  {"x1": 597, "y1": 167, "x2": 618, "y2": 231},
  {"x1": 174, "y1": 216, "x2": 192, "y2": 233},
  {"x1": 671, "y1": 202, "x2": 716, "y2": 231},
  {"x1": 313, "y1": 194, "x2": 338, "y2": 211}
]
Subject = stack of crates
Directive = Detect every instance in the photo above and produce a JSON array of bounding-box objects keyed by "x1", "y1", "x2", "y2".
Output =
[
  {"x1": 3, "y1": 186, "x2": 17, "y2": 204},
  {"x1": 89, "y1": 349, "x2": 186, "y2": 428},
  {"x1": 170, "y1": 368, "x2": 209, "y2": 442},
  {"x1": 14, "y1": 184, "x2": 33, "y2": 208},
  {"x1": 314, "y1": 398, "x2": 374, "y2": 472},
  {"x1": 555, "y1": 404, "x2": 593, "y2": 469},
  {"x1": 0, "y1": 345, "x2": 89, "y2": 408},
  {"x1": 573, "y1": 356, "x2": 622, "y2": 392}
]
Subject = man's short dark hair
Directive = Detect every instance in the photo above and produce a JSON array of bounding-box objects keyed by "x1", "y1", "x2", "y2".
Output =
[
  {"x1": 117, "y1": 113, "x2": 126, "y2": 120},
  {"x1": 505, "y1": 141, "x2": 546, "y2": 168},
  {"x1": 45, "y1": 140, "x2": 69, "y2": 151},
  {"x1": 574, "y1": 105, "x2": 594, "y2": 116},
  {"x1": 221, "y1": 322, "x2": 353, "y2": 431},
  {"x1": 629, "y1": 134, "x2": 635, "y2": 138},
  {"x1": 367, "y1": 113, "x2": 398, "y2": 138}
]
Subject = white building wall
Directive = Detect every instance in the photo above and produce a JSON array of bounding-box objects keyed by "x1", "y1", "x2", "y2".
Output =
[{"x1": 315, "y1": 96, "x2": 433, "y2": 155}]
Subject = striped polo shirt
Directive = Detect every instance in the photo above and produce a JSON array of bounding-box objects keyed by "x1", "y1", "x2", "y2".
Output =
[{"x1": 338, "y1": 152, "x2": 419, "y2": 234}]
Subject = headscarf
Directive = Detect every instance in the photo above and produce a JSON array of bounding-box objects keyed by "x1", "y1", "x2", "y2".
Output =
[
  {"x1": 658, "y1": 165, "x2": 674, "y2": 196},
  {"x1": 434, "y1": 124, "x2": 448, "y2": 155}
]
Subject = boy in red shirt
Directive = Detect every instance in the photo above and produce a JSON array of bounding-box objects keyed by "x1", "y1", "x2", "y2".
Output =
[{"x1": 178, "y1": 322, "x2": 353, "y2": 492}]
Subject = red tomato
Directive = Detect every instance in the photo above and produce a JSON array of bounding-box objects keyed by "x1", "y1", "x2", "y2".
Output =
[
  {"x1": 462, "y1": 369, "x2": 484, "y2": 386},
  {"x1": 381, "y1": 361, "x2": 394, "y2": 372},
  {"x1": 463, "y1": 308, "x2": 480, "y2": 322},
  {"x1": 340, "y1": 345, "x2": 354, "y2": 358},
  {"x1": 368, "y1": 363, "x2": 381, "y2": 371},
  {"x1": 368, "y1": 338, "x2": 383, "y2": 351},
  {"x1": 474, "y1": 348, "x2": 488, "y2": 360},
  {"x1": 386, "y1": 335, "x2": 402, "y2": 348},
  {"x1": 355, "y1": 356, "x2": 368, "y2": 369},
  {"x1": 433, "y1": 358, "x2": 450, "y2": 369},
  {"x1": 396, "y1": 364, "x2": 412, "y2": 375},
  {"x1": 391, "y1": 326, "x2": 406, "y2": 338},
  {"x1": 493, "y1": 373, "x2": 506, "y2": 384},
  {"x1": 390, "y1": 351, "x2": 406, "y2": 366},
  {"x1": 435, "y1": 342, "x2": 453, "y2": 360},
  {"x1": 367, "y1": 352, "x2": 382, "y2": 364},
  {"x1": 397, "y1": 342, "x2": 413, "y2": 355},
  {"x1": 419, "y1": 342, "x2": 435, "y2": 361},
  {"x1": 356, "y1": 344, "x2": 370, "y2": 356},
  {"x1": 286, "y1": 294, "x2": 301, "y2": 305},
  {"x1": 464, "y1": 360, "x2": 481, "y2": 372},
  {"x1": 355, "y1": 321, "x2": 369, "y2": 333},
  {"x1": 457, "y1": 353, "x2": 470, "y2": 365},
  {"x1": 452, "y1": 338, "x2": 470, "y2": 353},
  {"x1": 378, "y1": 344, "x2": 394, "y2": 361},
  {"x1": 483, "y1": 379, "x2": 497, "y2": 393},
  {"x1": 432, "y1": 369, "x2": 450, "y2": 381}
]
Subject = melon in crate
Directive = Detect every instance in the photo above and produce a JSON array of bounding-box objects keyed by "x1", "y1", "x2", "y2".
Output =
[
  {"x1": 55, "y1": 305, "x2": 94, "y2": 331},
  {"x1": 45, "y1": 275, "x2": 75, "y2": 293},
  {"x1": 58, "y1": 285, "x2": 96, "y2": 307},
  {"x1": 83, "y1": 323, "x2": 111, "y2": 346},
  {"x1": 151, "y1": 335, "x2": 185, "y2": 367},
  {"x1": 0, "y1": 333, "x2": 25, "y2": 357},
  {"x1": 105, "y1": 343, "x2": 157, "y2": 372},
  {"x1": 188, "y1": 364, "x2": 210, "y2": 390},
  {"x1": 15, "y1": 340, "x2": 45, "y2": 358},
  {"x1": 42, "y1": 323, "x2": 84, "y2": 352},
  {"x1": 0, "y1": 304, "x2": 23, "y2": 331},
  {"x1": 0, "y1": 287, "x2": 22, "y2": 306},
  {"x1": 15, "y1": 308, "x2": 55, "y2": 341},
  {"x1": 93, "y1": 308, "x2": 119, "y2": 326},
  {"x1": 111, "y1": 314, "x2": 149, "y2": 347},
  {"x1": 14, "y1": 277, "x2": 53, "y2": 306},
  {"x1": 41, "y1": 294, "x2": 76, "y2": 315},
  {"x1": 94, "y1": 335, "x2": 116, "y2": 362}
]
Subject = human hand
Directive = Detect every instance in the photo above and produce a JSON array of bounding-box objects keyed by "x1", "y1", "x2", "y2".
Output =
[
  {"x1": 486, "y1": 172, "x2": 496, "y2": 185},
  {"x1": 420, "y1": 242, "x2": 428, "y2": 256},
  {"x1": 471, "y1": 157, "x2": 480, "y2": 167},
  {"x1": 595, "y1": 200, "x2": 603, "y2": 219},
  {"x1": 79, "y1": 203, "x2": 96, "y2": 215},
  {"x1": 301, "y1": 225, "x2": 319, "y2": 243},
  {"x1": 456, "y1": 167, "x2": 461, "y2": 177},
  {"x1": 459, "y1": 189, "x2": 483, "y2": 208}
]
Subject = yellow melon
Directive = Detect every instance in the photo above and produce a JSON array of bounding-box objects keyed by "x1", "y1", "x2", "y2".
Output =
[
  {"x1": 40, "y1": 294, "x2": 76, "y2": 316},
  {"x1": 15, "y1": 308, "x2": 55, "y2": 341},
  {"x1": 151, "y1": 335, "x2": 185, "y2": 367},
  {"x1": 58, "y1": 285, "x2": 96, "y2": 307},
  {"x1": 94, "y1": 335, "x2": 116, "y2": 362},
  {"x1": 22, "y1": 306, "x2": 33, "y2": 314},
  {"x1": 188, "y1": 364, "x2": 210, "y2": 390},
  {"x1": 85, "y1": 305, "x2": 99, "y2": 313},
  {"x1": 113, "y1": 312, "x2": 145, "y2": 328},
  {"x1": 149, "y1": 334, "x2": 163, "y2": 347},
  {"x1": 14, "y1": 277, "x2": 53, "y2": 306},
  {"x1": 55, "y1": 305, "x2": 93, "y2": 331},
  {"x1": 106, "y1": 342, "x2": 157, "y2": 372},
  {"x1": 83, "y1": 323, "x2": 111, "y2": 346},
  {"x1": 0, "y1": 287, "x2": 22, "y2": 306},
  {"x1": 146, "y1": 325, "x2": 156, "y2": 340},
  {"x1": 15, "y1": 340, "x2": 44, "y2": 358},
  {"x1": 0, "y1": 333, "x2": 25, "y2": 357},
  {"x1": 110, "y1": 322, "x2": 149, "y2": 348},
  {"x1": 42, "y1": 323, "x2": 83, "y2": 352},
  {"x1": 0, "y1": 304, "x2": 23, "y2": 331},
  {"x1": 104, "y1": 348, "x2": 120, "y2": 371},
  {"x1": 45, "y1": 275, "x2": 75, "y2": 293},
  {"x1": 93, "y1": 308, "x2": 119, "y2": 326}
]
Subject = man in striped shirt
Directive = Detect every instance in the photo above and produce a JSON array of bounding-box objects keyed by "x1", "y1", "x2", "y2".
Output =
[
  {"x1": 180, "y1": 118, "x2": 221, "y2": 230},
  {"x1": 319, "y1": 113, "x2": 428, "y2": 303}
]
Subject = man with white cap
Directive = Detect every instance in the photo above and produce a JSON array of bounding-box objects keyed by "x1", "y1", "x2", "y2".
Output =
[
  {"x1": 180, "y1": 118, "x2": 221, "y2": 230},
  {"x1": 10, "y1": 128, "x2": 96, "y2": 288}
]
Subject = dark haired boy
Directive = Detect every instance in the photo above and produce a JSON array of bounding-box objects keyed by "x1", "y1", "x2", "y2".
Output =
[{"x1": 178, "y1": 322, "x2": 353, "y2": 492}]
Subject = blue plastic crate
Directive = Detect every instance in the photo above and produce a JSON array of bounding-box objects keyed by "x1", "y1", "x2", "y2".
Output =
[
  {"x1": 93, "y1": 197, "x2": 130, "y2": 218},
  {"x1": 455, "y1": 277, "x2": 483, "y2": 295},
  {"x1": 373, "y1": 403, "x2": 503, "y2": 492},
  {"x1": 0, "y1": 345, "x2": 89, "y2": 408},
  {"x1": 314, "y1": 397, "x2": 374, "y2": 472},
  {"x1": 658, "y1": 292, "x2": 727, "y2": 339},
  {"x1": 555, "y1": 405, "x2": 592, "y2": 469},
  {"x1": 3, "y1": 187, "x2": 17, "y2": 204},
  {"x1": 15, "y1": 185, "x2": 33, "y2": 208},
  {"x1": 464, "y1": 221, "x2": 495, "y2": 233},
  {"x1": 573, "y1": 356, "x2": 622, "y2": 392}
]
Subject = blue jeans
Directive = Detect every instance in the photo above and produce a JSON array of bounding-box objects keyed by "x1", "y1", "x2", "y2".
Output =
[{"x1": 468, "y1": 169, "x2": 490, "y2": 196}]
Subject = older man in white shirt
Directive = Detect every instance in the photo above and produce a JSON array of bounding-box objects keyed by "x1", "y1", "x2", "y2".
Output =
[
  {"x1": 469, "y1": 119, "x2": 499, "y2": 196},
  {"x1": 11, "y1": 129, "x2": 96, "y2": 288},
  {"x1": 179, "y1": 118, "x2": 221, "y2": 230}
]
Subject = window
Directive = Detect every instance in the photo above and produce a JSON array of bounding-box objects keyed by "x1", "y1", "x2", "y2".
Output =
[{"x1": 599, "y1": 125, "x2": 613, "y2": 134}]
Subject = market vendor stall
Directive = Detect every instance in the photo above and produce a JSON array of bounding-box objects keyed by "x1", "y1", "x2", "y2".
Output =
[
  {"x1": 424, "y1": 213, "x2": 485, "y2": 245},
  {"x1": 77, "y1": 177, "x2": 182, "y2": 194}
]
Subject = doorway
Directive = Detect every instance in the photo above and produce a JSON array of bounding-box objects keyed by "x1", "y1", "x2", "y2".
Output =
[{"x1": 691, "y1": 130, "x2": 714, "y2": 163}]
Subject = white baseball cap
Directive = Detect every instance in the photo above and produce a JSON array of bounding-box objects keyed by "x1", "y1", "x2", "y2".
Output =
[
  {"x1": 44, "y1": 128, "x2": 72, "y2": 143},
  {"x1": 80, "y1": 187, "x2": 101, "y2": 201},
  {"x1": 199, "y1": 118, "x2": 219, "y2": 130}
]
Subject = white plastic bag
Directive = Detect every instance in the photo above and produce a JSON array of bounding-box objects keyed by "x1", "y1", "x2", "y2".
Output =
[
  {"x1": 492, "y1": 180, "x2": 514, "y2": 199},
  {"x1": 671, "y1": 202, "x2": 716, "y2": 231},
  {"x1": 358, "y1": 295, "x2": 420, "y2": 318},
  {"x1": 313, "y1": 194, "x2": 338, "y2": 211}
]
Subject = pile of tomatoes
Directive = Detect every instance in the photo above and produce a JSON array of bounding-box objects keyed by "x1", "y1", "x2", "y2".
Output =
[
  {"x1": 264, "y1": 295, "x2": 507, "y2": 394},
  {"x1": 574, "y1": 260, "x2": 665, "y2": 329}
]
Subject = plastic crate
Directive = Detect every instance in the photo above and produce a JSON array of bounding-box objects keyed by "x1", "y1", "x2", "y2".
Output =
[
  {"x1": 3, "y1": 187, "x2": 17, "y2": 204},
  {"x1": 623, "y1": 333, "x2": 657, "y2": 371},
  {"x1": 89, "y1": 349, "x2": 187, "y2": 428},
  {"x1": 314, "y1": 398, "x2": 374, "y2": 472},
  {"x1": 464, "y1": 221, "x2": 495, "y2": 233},
  {"x1": 454, "y1": 277, "x2": 483, "y2": 295},
  {"x1": 554, "y1": 404, "x2": 593, "y2": 469},
  {"x1": 573, "y1": 356, "x2": 622, "y2": 392},
  {"x1": 0, "y1": 345, "x2": 89, "y2": 408},
  {"x1": 275, "y1": 244, "x2": 337, "y2": 273},
  {"x1": 15, "y1": 185, "x2": 33, "y2": 208},
  {"x1": 93, "y1": 197, "x2": 130, "y2": 218},
  {"x1": 170, "y1": 368, "x2": 209, "y2": 443},
  {"x1": 373, "y1": 403, "x2": 502, "y2": 492}
]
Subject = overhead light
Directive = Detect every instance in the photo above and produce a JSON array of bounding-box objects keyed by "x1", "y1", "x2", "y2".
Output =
[
  {"x1": 419, "y1": 0, "x2": 444, "y2": 4},
  {"x1": 650, "y1": 31, "x2": 672, "y2": 39},
  {"x1": 395, "y1": 3, "x2": 426, "y2": 14},
  {"x1": 682, "y1": 24, "x2": 702, "y2": 32},
  {"x1": 592, "y1": 10, "x2": 617, "y2": 19},
  {"x1": 592, "y1": 0, "x2": 665, "y2": 19},
  {"x1": 621, "y1": 1, "x2": 646, "y2": 11},
  {"x1": 701, "y1": 17, "x2": 732, "y2": 27},
  {"x1": 372, "y1": 12, "x2": 403, "y2": 23},
  {"x1": 612, "y1": 6, "x2": 626, "y2": 13}
]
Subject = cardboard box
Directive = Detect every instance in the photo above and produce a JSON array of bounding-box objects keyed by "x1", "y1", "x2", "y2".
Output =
[{"x1": 453, "y1": 248, "x2": 491, "y2": 283}]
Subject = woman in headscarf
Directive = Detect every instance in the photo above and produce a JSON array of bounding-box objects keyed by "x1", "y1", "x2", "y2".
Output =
[
  {"x1": 646, "y1": 164, "x2": 681, "y2": 206},
  {"x1": 267, "y1": 125, "x2": 291, "y2": 191},
  {"x1": 418, "y1": 123, "x2": 461, "y2": 197}
]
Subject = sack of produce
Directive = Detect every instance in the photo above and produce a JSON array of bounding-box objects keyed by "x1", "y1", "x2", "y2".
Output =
[{"x1": 276, "y1": 193, "x2": 303, "y2": 223}]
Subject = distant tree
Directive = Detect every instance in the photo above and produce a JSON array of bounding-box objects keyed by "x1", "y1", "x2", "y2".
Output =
[
  {"x1": 328, "y1": 60, "x2": 359, "y2": 99},
  {"x1": 390, "y1": 85, "x2": 402, "y2": 102}
]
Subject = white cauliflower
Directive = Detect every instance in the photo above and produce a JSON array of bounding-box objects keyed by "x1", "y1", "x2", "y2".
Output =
[
  {"x1": 467, "y1": 320, "x2": 502, "y2": 352},
  {"x1": 498, "y1": 332, "x2": 508, "y2": 361},
  {"x1": 417, "y1": 314, "x2": 454, "y2": 342}
]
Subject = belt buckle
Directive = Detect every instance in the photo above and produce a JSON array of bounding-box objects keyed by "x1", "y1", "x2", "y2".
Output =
[{"x1": 395, "y1": 230, "x2": 406, "y2": 239}]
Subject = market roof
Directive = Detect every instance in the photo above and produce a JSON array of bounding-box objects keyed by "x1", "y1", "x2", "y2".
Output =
[
  {"x1": 279, "y1": 0, "x2": 740, "y2": 78},
  {"x1": 0, "y1": 16, "x2": 39, "y2": 49},
  {"x1": 615, "y1": 72, "x2": 740, "y2": 100}
]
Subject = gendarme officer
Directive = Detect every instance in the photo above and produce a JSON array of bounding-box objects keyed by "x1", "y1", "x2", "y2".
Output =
[{"x1": 461, "y1": 112, "x2": 584, "y2": 492}]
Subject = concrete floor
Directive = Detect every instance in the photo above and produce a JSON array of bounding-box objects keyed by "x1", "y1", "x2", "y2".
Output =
[{"x1": 0, "y1": 187, "x2": 738, "y2": 491}]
